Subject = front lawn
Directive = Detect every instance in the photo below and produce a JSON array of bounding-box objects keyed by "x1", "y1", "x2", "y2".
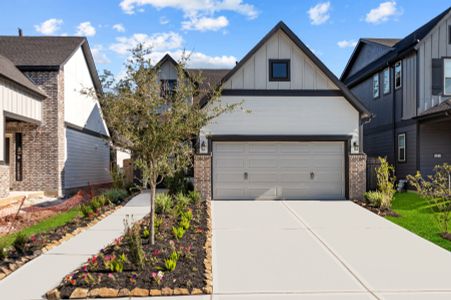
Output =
[{"x1": 386, "y1": 192, "x2": 451, "y2": 251}]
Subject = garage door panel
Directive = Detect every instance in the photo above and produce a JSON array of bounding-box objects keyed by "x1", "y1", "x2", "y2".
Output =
[{"x1": 212, "y1": 141, "x2": 345, "y2": 200}]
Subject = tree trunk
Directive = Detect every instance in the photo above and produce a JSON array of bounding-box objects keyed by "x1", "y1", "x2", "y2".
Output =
[{"x1": 150, "y1": 182, "x2": 156, "y2": 245}]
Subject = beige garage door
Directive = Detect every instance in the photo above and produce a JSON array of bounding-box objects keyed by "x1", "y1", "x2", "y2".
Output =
[{"x1": 212, "y1": 141, "x2": 345, "y2": 200}]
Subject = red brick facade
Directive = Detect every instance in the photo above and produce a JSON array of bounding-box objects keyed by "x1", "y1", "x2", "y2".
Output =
[
  {"x1": 349, "y1": 153, "x2": 367, "y2": 200},
  {"x1": 194, "y1": 154, "x2": 211, "y2": 200}
]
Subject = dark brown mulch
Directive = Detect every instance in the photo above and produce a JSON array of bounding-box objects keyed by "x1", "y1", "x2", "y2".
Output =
[
  {"x1": 0, "y1": 194, "x2": 134, "y2": 273},
  {"x1": 353, "y1": 200, "x2": 400, "y2": 217},
  {"x1": 57, "y1": 200, "x2": 208, "y2": 298},
  {"x1": 441, "y1": 232, "x2": 451, "y2": 241}
]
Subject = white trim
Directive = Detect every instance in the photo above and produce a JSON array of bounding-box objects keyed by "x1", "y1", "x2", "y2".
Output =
[
  {"x1": 397, "y1": 133, "x2": 406, "y2": 163},
  {"x1": 395, "y1": 61, "x2": 402, "y2": 90}
]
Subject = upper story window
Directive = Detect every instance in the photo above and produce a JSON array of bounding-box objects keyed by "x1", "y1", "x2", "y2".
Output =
[
  {"x1": 269, "y1": 59, "x2": 290, "y2": 81},
  {"x1": 448, "y1": 25, "x2": 451, "y2": 44},
  {"x1": 160, "y1": 79, "x2": 177, "y2": 97},
  {"x1": 372, "y1": 73, "x2": 380, "y2": 98},
  {"x1": 398, "y1": 133, "x2": 406, "y2": 163},
  {"x1": 394, "y1": 61, "x2": 402, "y2": 89},
  {"x1": 383, "y1": 67, "x2": 390, "y2": 94},
  {"x1": 444, "y1": 59, "x2": 451, "y2": 95}
]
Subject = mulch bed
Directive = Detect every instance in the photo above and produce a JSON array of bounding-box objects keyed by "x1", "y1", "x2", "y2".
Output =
[
  {"x1": 52, "y1": 199, "x2": 212, "y2": 299},
  {"x1": 353, "y1": 200, "x2": 400, "y2": 217},
  {"x1": 0, "y1": 193, "x2": 136, "y2": 281}
]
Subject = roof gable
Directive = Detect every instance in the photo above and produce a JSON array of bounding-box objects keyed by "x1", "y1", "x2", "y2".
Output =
[{"x1": 219, "y1": 21, "x2": 370, "y2": 117}]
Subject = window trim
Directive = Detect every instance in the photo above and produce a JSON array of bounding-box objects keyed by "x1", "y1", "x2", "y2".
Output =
[
  {"x1": 397, "y1": 133, "x2": 406, "y2": 163},
  {"x1": 444, "y1": 58, "x2": 451, "y2": 96},
  {"x1": 372, "y1": 73, "x2": 380, "y2": 99},
  {"x1": 269, "y1": 59, "x2": 290, "y2": 82},
  {"x1": 448, "y1": 25, "x2": 451, "y2": 45},
  {"x1": 383, "y1": 67, "x2": 390, "y2": 95},
  {"x1": 394, "y1": 61, "x2": 402, "y2": 90}
]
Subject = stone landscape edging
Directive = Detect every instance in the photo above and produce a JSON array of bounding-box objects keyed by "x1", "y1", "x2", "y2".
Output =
[{"x1": 0, "y1": 192, "x2": 138, "y2": 282}]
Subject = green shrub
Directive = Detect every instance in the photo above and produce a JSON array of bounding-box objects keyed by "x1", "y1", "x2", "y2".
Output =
[
  {"x1": 364, "y1": 191, "x2": 384, "y2": 207},
  {"x1": 104, "y1": 188, "x2": 128, "y2": 205},
  {"x1": 164, "y1": 171, "x2": 192, "y2": 195},
  {"x1": 123, "y1": 217, "x2": 145, "y2": 269},
  {"x1": 155, "y1": 193, "x2": 173, "y2": 215},
  {"x1": 164, "y1": 257, "x2": 177, "y2": 272},
  {"x1": 80, "y1": 203, "x2": 93, "y2": 218},
  {"x1": 111, "y1": 165, "x2": 125, "y2": 189},
  {"x1": 154, "y1": 216, "x2": 163, "y2": 232},
  {"x1": 174, "y1": 193, "x2": 190, "y2": 212},
  {"x1": 90, "y1": 197, "x2": 103, "y2": 213},
  {"x1": 188, "y1": 190, "x2": 202, "y2": 205},
  {"x1": 0, "y1": 242, "x2": 8, "y2": 261},
  {"x1": 172, "y1": 226, "x2": 185, "y2": 240},
  {"x1": 375, "y1": 157, "x2": 396, "y2": 210},
  {"x1": 142, "y1": 226, "x2": 150, "y2": 239},
  {"x1": 104, "y1": 253, "x2": 128, "y2": 272},
  {"x1": 179, "y1": 217, "x2": 190, "y2": 230},
  {"x1": 179, "y1": 209, "x2": 193, "y2": 222},
  {"x1": 13, "y1": 233, "x2": 28, "y2": 255}
]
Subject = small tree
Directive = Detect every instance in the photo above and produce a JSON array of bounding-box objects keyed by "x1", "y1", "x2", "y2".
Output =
[
  {"x1": 96, "y1": 45, "x2": 238, "y2": 244},
  {"x1": 407, "y1": 163, "x2": 451, "y2": 236},
  {"x1": 375, "y1": 157, "x2": 396, "y2": 210}
]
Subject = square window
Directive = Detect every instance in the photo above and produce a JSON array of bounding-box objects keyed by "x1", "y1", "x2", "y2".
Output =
[
  {"x1": 398, "y1": 133, "x2": 406, "y2": 163},
  {"x1": 269, "y1": 59, "x2": 290, "y2": 81},
  {"x1": 373, "y1": 73, "x2": 380, "y2": 98}
]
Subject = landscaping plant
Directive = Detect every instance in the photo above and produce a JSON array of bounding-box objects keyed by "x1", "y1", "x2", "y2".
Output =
[
  {"x1": 13, "y1": 232, "x2": 28, "y2": 255},
  {"x1": 155, "y1": 193, "x2": 173, "y2": 215},
  {"x1": 94, "y1": 44, "x2": 239, "y2": 244},
  {"x1": 104, "y1": 188, "x2": 128, "y2": 205},
  {"x1": 123, "y1": 216, "x2": 145, "y2": 269},
  {"x1": 407, "y1": 163, "x2": 451, "y2": 237},
  {"x1": 372, "y1": 157, "x2": 396, "y2": 210}
]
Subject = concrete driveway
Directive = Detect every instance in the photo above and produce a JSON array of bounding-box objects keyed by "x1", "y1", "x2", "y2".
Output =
[{"x1": 212, "y1": 200, "x2": 451, "y2": 300}]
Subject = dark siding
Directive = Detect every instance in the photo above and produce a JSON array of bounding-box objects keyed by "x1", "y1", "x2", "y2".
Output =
[
  {"x1": 395, "y1": 124, "x2": 418, "y2": 179},
  {"x1": 419, "y1": 119, "x2": 451, "y2": 176},
  {"x1": 348, "y1": 44, "x2": 391, "y2": 78},
  {"x1": 363, "y1": 130, "x2": 395, "y2": 163}
]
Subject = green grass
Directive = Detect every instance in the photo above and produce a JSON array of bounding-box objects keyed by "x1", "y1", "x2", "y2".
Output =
[
  {"x1": 386, "y1": 192, "x2": 451, "y2": 251},
  {"x1": 0, "y1": 207, "x2": 81, "y2": 247}
]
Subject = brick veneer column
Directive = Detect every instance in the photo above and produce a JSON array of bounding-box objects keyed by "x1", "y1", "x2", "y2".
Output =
[
  {"x1": 0, "y1": 165, "x2": 9, "y2": 197},
  {"x1": 349, "y1": 153, "x2": 367, "y2": 200},
  {"x1": 194, "y1": 154, "x2": 212, "y2": 200}
]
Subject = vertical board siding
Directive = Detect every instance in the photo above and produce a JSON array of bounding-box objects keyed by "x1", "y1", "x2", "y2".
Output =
[
  {"x1": 64, "y1": 128, "x2": 111, "y2": 189},
  {"x1": 402, "y1": 54, "x2": 417, "y2": 119},
  {"x1": 417, "y1": 13, "x2": 451, "y2": 114},
  {"x1": 226, "y1": 30, "x2": 338, "y2": 90},
  {"x1": 348, "y1": 44, "x2": 391, "y2": 78},
  {"x1": 419, "y1": 120, "x2": 451, "y2": 176}
]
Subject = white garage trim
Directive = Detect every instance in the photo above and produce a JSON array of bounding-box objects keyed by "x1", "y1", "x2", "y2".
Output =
[{"x1": 210, "y1": 136, "x2": 351, "y2": 200}]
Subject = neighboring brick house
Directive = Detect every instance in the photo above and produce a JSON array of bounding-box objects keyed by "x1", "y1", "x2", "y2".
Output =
[
  {"x1": 341, "y1": 7, "x2": 451, "y2": 180},
  {"x1": 0, "y1": 35, "x2": 111, "y2": 197}
]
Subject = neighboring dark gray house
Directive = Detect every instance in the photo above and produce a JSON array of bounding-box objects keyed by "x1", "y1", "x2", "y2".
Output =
[{"x1": 341, "y1": 7, "x2": 451, "y2": 179}]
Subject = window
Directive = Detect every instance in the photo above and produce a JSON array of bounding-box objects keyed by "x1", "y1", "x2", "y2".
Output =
[
  {"x1": 445, "y1": 59, "x2": 451, "y2": 95},
  {"x1": 449, "y1": 25, "x2": 451, "y2": 44},
  {"x1": 383, "y1": 67, "x2": 390, "y2": 94},
  {"x1": 269, "y1": 59, "x2": 290, "y2": 81},
  {"x1": 160, "y1": 79, "x2": 177, "y2": 97},
  {"x1": 398, "y1": 133, "x2": 406, "y2": 163},
  {"x1": 394, "y1": 61, "x2": 402, "y2": 89},
  {"x1": 372, "y1": 73, "x2": 380, "y2": 98}
]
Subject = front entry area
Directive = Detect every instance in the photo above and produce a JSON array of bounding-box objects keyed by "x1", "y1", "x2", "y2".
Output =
[{"x1": 212, "y1": 141, "x2": 346, "y2": 200}]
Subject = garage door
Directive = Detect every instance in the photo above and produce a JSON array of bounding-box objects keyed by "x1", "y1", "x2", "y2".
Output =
[{"x1": 212, "y1": 141, "x2": 345, "y2": 200}]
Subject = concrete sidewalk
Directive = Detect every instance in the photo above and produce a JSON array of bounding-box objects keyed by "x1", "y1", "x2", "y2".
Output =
[{"x1": 212, "y1": 200, "x2": 451, "y2": 300}]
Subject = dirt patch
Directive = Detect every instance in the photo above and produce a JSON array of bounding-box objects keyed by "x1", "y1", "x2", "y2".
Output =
[
  {"x1": 353, "y1": 200, "x2": 400, "y2": 217},
  {"x1": 441, "y1": 232, "x2": 451, "y2": 241}
]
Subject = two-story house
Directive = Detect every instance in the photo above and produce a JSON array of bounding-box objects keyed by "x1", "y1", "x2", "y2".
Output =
[{"x1": 341, "y1": 7, "x2": 451, "y2": 179}]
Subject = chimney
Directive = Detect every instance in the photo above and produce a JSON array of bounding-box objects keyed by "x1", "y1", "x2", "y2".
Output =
[{"x1": 18, "y1": 28, "x2": 23, "y2": 37}]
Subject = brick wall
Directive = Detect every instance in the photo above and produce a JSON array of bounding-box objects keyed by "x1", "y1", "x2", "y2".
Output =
[
  {"x1": 349, "y1": 153, "x2": 367, "y2": 200},
  {"x1": 0, "y1": 165, "x2": 9, "y2": 197},
  {"x1": 194, "y1": 154, "x2": 212, "y2": 200},
  {"x1": 5, "y1": 71, "x2": 66, "y2": 196}
]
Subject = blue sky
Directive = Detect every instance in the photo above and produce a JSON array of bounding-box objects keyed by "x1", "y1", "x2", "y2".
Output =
[{"x1": 0, "y1": 0, "x2": 450, "y2": 77}]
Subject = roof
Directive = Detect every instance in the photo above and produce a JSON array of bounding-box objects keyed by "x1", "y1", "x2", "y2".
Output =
[
  {"x1": 0, "y1": 36, "x2": 102, "y2": 93},
  {"x1": 0, "y1": 54, "x2": 46, "y2": 98},
  {"x1": 362, "y1": 38, "x2": 401, "y2": 47},
  {"x1": 342, "y1": 7, "x2": 451, "y2": 86},
  {"x1": 215, "y1": 21, "x2": 371, "y2": 118},
  {"x1": 415, "y1": 99, "x2": 451, "y2": 119}
]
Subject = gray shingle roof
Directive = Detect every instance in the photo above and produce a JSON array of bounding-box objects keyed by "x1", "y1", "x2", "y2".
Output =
[
  {"x1": 362, "y1": 38, "x2": 401, "y2": 47},
  {"x1": 0, "y1": 54, "x2": 46, "y2": 97},
  {"x1": 0, "y1": 36, "x2": 85, "y2": 67},
  {"x1": 416, "y1": 99, "x2": 451, "y2": 118}
]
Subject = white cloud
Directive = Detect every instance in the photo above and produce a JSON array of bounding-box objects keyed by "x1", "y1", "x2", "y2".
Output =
[
  {"x1": 113, "y1": 23, "x2": 126, "y2": 32},
  {"x1": 307, "y1": 2, "x2": 331, "y2": 25},
  {"x1": 119, "y1": 0, "x2": 258, "y2": 19},
  {"x1": 150, "y1": 50, "x2": 236, "y2": 68},
  {"x1": 34, "y1": 18, "x2": 63, "y2": 35},
  {"x1": 76, "y1": 21, "x2": 96, "y2": 36},
  {"x1": 160, "y1": 16, "x2": 170, "y2": 24},
  {"x1": 365, "y1": 1, "x2": 401, "y2": 24},
  {"x1": 110, "y1": 32, "x2": 184, "y2": 55},
  {"x1": 182, "y1": 16, "x2": 229, "y2": 31},
  {"x1": 91, "y1": 45, "x2": 111, "y2": 64},
  {"x1": 337, "y1": 40, "x2": 357, "y2": 48}
]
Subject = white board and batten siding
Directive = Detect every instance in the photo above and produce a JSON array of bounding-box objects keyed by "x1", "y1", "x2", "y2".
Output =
[
  {"x1": 64, "y1": 128, "x2": 111, "y2": 189},
  {"x1": 63, "y1": 46, "x2": 111, "y2": 189},
  {"x1": 223, "y1": 30, "x2": 338, "y2": 90},
  {"x1": 0, "y1": 77, "x2": 43, "y2": 161},
  {"x1": 416, "y1": 12, "x2": 451, "y2": 113}
]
